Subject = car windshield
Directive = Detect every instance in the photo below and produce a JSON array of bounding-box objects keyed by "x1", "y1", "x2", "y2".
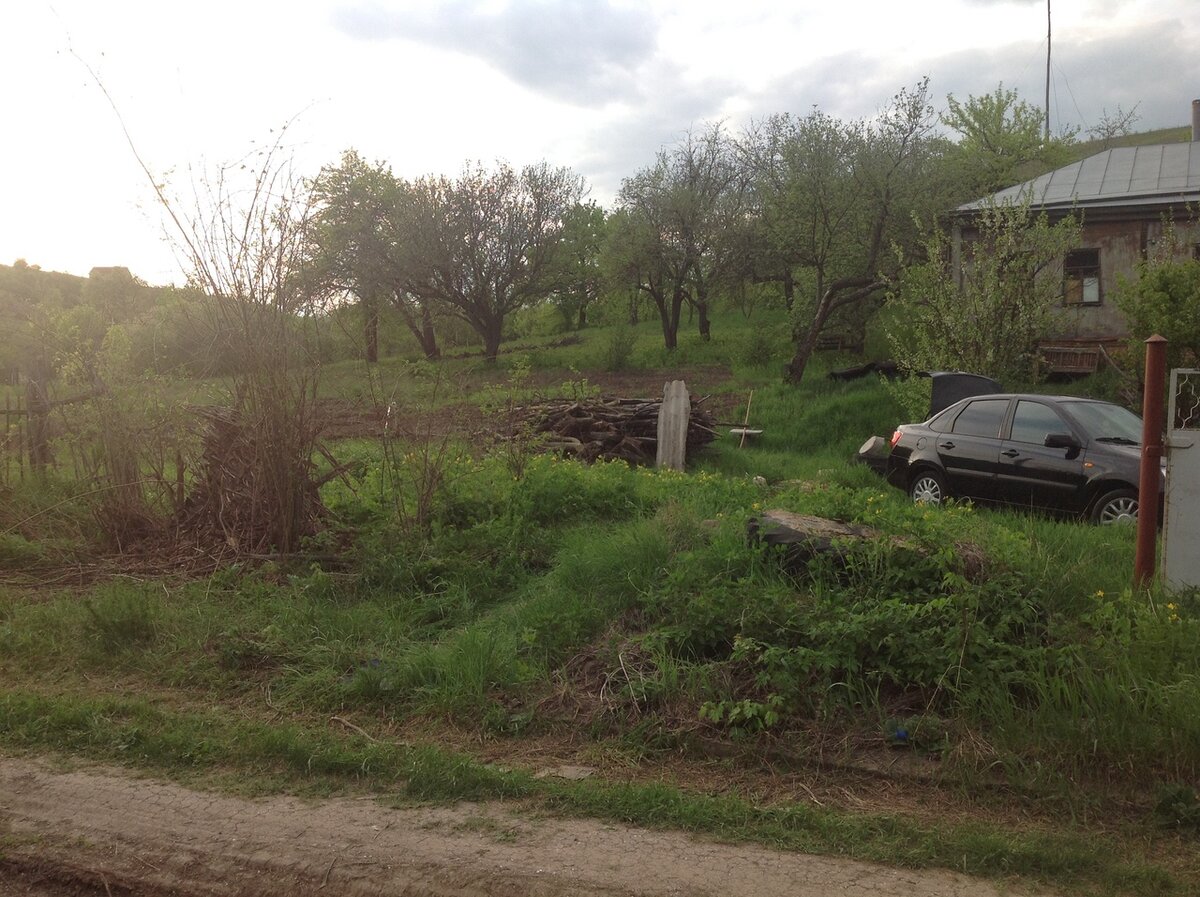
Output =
[{"x1": 1060, "y1": 401, "x2": 1143, "y2": 444}]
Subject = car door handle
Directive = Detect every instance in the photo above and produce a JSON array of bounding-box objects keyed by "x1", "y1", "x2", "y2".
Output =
[
  {"x1": 938, "y1": 441, "x2": 955, "y2": 450},
  {"x1": 1001, "y1": 449, "x2": 1019, "y2": 457}
]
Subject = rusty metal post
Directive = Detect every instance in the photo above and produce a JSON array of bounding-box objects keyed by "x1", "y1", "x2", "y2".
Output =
[{"x1": 1134, "y1": 335, "x2": 1167, "y2": 587}]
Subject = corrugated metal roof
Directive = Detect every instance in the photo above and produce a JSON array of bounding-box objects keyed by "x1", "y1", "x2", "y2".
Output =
[{"x1": 957, "y1": 143, "x2": 1200, "y2": 212}]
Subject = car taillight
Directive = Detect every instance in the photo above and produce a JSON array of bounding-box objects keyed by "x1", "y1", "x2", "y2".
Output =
[{"x1": 889, "y1": 429, "x2": 903, "y2": 448}]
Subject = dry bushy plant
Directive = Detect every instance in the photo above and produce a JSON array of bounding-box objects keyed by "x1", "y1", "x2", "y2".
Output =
[{"x1": 150, "y1": 131, "x2": 329, "y2": 555}]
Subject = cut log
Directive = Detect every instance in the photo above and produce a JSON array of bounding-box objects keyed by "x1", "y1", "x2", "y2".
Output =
[
  {"x1": 748, "y1": 509, "x2": 986, "y2": 580},
  {"x1": 500, "y1": 393, "x2": 717, "y2": 465}
]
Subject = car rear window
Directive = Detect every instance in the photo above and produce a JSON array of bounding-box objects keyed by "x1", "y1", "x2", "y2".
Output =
[{"x1": 951, "y1": 399, "x2": 1009, "y2": 438}]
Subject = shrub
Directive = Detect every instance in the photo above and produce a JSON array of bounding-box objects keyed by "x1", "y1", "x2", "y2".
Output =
[{"x1": 601, "y1": 324, "x2": 637, "y2": 371}]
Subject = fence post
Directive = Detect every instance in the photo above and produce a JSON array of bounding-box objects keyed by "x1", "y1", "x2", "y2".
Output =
[
  {"x1": 656, "y1": 380, "x2": 690, "y2": 472},
  {"x1": 25, "y1": 377, "x2": 52, "y2": 473},
  {"x1": 1134, "y1": 335, "x2": 1167, "y2": 588}
]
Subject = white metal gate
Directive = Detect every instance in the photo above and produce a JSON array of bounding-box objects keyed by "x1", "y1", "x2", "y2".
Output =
[{"x1": 1163, "y1": 369, "x2": 1200, "y2": 588}]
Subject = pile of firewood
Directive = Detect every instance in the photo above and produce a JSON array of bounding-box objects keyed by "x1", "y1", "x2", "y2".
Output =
[
  {"x1": 507, "y1": 395, "x2": 718, "y2": 464},
  {"x1": 174, "y1": 407, "x2": 328, "y2": 555}
]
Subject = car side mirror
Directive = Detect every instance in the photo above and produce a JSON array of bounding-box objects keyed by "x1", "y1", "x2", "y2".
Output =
[{"x1": 1044, "y1": 433, "x2": 1080, "y2": 450}]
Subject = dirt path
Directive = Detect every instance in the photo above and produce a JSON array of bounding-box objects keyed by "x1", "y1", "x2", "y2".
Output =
[{"x1": 0, "y1": 758, "x2": 1040, "y2": 897}]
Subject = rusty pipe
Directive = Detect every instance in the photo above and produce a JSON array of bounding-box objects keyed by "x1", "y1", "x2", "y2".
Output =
[{"x1": 1134, "y1": 335, "x2": 1167, "y2": 588}]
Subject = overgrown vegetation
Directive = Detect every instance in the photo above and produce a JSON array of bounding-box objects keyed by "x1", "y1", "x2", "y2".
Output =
[
  {"x1": 886, "y1": 197, "x2": 1082, "y2": 399},
  {"x1": 2, "y1": 309, "x2": 1197, "y2": 894},
  {"x1": 3, "y1": 81, "x2": 1200, "y2": 896}
]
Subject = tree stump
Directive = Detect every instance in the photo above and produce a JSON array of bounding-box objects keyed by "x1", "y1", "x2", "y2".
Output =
[{"x1": 748, "y1": 509, "x2": 987, "y2": 580}]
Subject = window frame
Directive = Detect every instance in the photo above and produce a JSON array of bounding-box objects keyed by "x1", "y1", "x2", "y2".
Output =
[
  {"x1": 1063, "y1": 248, "x2": 1102, "y2": 306},
  {"x1": 950, "y1": 398, "x2": 1010, "y2": 438},
  {"x1": 1009, "y1": 399, "x2": 1070, "y2": 445}
]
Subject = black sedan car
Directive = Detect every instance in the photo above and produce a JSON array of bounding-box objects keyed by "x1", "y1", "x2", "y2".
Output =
[{"x1": 886, "y1": 394, "x2": 1159, "y2": 523}]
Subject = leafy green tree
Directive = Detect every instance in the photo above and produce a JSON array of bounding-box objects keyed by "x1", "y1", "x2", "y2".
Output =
[
  {"x1": 942, "y1": 84, "x2": 1076, "y2": 198},
  {"x1": 886, "y1": 199, "x2": 1081, "y2": 387},
  {"x1": 308, "y1": 150, "x2": 442, "y2": 362},
  {"x1": 549, "y1": 201, "x2": 606, "y2": 330},
  {"x1": 1115, "y1": 254, "x2": 1200, "y2": 372},
  {"x1": 307, "y1": 150, "x2": 392, "y2": 362}
]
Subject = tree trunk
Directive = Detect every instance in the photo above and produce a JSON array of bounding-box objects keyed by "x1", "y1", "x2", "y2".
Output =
[
  {"x1": 785, "y1": 278, "x2": 885, "y2": 384},
  {"x1": 696, "y1": 279, "x2": 711, "y2": 341},
  {"x1": 25, "y1": 377, "x2": 52, "y2": 472},
  {"x1": 482, "y1": 320, "x2": 503, "y2": 363},
  {"x1": 785, "y1": 320, "x2": 821, "y2": 384},
  {"x1": 658, "y1": 301, "x2": 678, "y2": 350},
  {"x1": 783, "y1": 270, "x2": 795, "y2": 312},
  {"x1": 363, "y1": 295, "x2": 379, "y2": 364},
  {"x1": 419, "y1": 303, "x2": 440, "y2": 360},
  {"x1": 577, "y1": 304, "x2": 588, "y2": 329}
]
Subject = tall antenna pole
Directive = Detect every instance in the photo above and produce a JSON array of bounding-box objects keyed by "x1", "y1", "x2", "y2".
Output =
[{"x1": 1045, "y1": 0, "x2": 1051, "y2": 140}]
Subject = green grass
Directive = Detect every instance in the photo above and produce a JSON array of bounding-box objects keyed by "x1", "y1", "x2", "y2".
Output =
[{"x1": 4, "y1": 306, "x2": 1200, "y2": 895}]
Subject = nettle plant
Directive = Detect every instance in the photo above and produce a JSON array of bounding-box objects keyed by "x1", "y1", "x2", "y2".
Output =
[{"x1": 696, "y1": 488, "x2": 1058, "y2": 732}]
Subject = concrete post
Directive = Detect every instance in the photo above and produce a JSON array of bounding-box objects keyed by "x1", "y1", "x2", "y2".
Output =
[{"x1": 656, "y1": 380, "x2": 690, "y2": 472}]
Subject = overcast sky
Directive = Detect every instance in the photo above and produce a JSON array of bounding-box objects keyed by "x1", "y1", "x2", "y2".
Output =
[{"x1": 4, "y1": 0, "x2": 1197, "y2": 285}]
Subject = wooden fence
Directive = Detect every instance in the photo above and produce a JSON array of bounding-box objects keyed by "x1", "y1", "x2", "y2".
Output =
[{"x1": 1, "y1": 392, "x2": 29, "y2": 484}]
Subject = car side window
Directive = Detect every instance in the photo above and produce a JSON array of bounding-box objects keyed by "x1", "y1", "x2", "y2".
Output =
[
  {"x1": 927, "y1": 406, "x2": 956, "y2": 432},
  {"x1": 951, "y1": 399, "x2": 1009, "y2": 438},
  {"x1": 1010, "y1": 401, "x2": 1068, "y2": 445}
]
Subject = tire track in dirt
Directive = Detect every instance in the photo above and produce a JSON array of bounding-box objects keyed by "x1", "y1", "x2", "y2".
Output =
[{"x1": 0, "y1": 758, "x2": 1042, "y2": 897}]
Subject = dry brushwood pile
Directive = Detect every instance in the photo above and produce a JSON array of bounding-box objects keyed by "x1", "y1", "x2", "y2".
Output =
[
  {"x1": 175, "y1": 407, "x2": 329, "y2": 555},
  {"x1": 508, "y1": 395, "x2": 718, "y2": 464}
]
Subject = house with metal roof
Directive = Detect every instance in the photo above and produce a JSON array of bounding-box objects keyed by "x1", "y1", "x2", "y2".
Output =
[{"x1": 953, "y1": 105, "x2": 1200, "y2": 370}]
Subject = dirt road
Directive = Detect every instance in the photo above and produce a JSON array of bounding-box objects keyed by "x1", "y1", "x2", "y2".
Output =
[{"x1": 0, "y1": 758, "x2": 1037, "y2": 897}]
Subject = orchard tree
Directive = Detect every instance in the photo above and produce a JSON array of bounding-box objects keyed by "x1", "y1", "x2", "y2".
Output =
[
  {"x1": 610, "y1": 125, "x2": 749, "y2": 348},
  {"x1": 549, "y1": 201, "x2": 606, "y2": 330},
  {"x1": 1087, "y1": 104, "x2": 1141, "y2": 149},
  {"x1": 308, "y1": 150, "x2": 391, "y2": 362},
  {"x1": 308, "y1": 150, "x2": 441, "y2": 362},
  {"x1": 942, "y1": 84, "x2": 1076, "y2": 199},
  {"x1": 400, "y1": 161, "x2": 584, "y2": 362},
  {"x1": 741, "y1": 80, "x2": 945, "y2": 382}
]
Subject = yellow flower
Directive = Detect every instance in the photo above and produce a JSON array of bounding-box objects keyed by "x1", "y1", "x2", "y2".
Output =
[{"x1": 1094, "y1": 590, "x2": 1105, "y2": 599}]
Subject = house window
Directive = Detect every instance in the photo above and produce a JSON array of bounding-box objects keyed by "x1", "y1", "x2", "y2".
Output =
[{"x1": 1064, "y1": 249, "x2": 1101, "y2": 305}]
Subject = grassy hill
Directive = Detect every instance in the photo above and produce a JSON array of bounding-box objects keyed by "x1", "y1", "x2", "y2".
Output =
[{"x1": 1069, "y1": 124, "x2": 1193, "y2": 161}]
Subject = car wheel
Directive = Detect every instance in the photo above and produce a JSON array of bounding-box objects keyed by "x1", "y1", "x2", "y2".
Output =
[
  {"x1": 1091, "y1": 488, "x2": 1139, "y2": 525},
  {"x1": 909, "y1": 470, "x2": 947, "y2": 506}
]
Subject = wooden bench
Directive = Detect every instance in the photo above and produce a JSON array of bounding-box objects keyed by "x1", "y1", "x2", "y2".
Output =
[{"x1": 1038, "y1": 345, "x2": 1101, "y2": 375}]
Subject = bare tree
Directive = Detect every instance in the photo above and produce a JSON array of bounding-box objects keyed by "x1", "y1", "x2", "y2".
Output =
[
  {"x1": 399, "y1": 161, "x2": 584, "y2": 362},
  {"x1": 741, "y1": 81, "x2": 944, "y2": 382},
  {"x1": 152, "y1": 134, "x2": 329, "y2": 554},
  {"x1": 609, "y1": 125, "x2": 749, "y2": 349},
  {"x1": 1087, "y1": 104, "x2": 1141, "y2": 148}
]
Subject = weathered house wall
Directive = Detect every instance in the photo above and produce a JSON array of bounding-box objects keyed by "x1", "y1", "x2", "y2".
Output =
[
  {"x1": 954, "y1": 215, "x2": 1200, "y2": 342},
  {"x1": 1057, "y1": 217, "x2": 1200, "y2": 340}
]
